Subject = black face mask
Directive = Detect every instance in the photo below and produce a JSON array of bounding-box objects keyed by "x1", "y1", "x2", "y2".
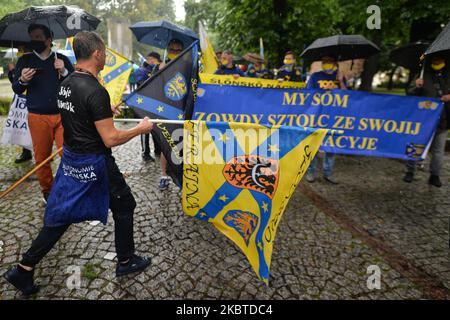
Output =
[{"x1": 29, "y1": 40, "x2": 47, "y2": 54}]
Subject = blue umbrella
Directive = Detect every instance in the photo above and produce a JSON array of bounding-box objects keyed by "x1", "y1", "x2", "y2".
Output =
[{"x1": 129, "y1": 20, "x2": 198, "y2": 49}]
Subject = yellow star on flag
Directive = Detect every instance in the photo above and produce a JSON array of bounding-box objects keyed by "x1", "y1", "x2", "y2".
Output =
[
  {"x1": 261, "y1": 201, "x2": 269, "y2": 213},
  {"x1": 268, "y1": 144, "x2": 280, "y2": 154},
  {"x1": 257, "y1": 242, "x2": 263, "y2": 251},
  {"x1": 178, "y1": 114, "x2": 183, "y2": 120},
  {"x1": 136, "y1": 97, "x2": 143, "y2": 104},
  {"x1": 157, "y1": 106, "x2": 164, "y2": 113},
  {"x1": 219, "y1": 194, "x2": 229, "y2": 202}
]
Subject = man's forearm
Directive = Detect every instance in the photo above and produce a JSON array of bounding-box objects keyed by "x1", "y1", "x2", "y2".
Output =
[{"x1": 106, "y1": 126, "x2": 144, "y2": 148}]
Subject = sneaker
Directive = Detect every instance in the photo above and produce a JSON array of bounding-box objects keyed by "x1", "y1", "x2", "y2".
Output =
[
  {"x1": 142, "y1": 153, "x2": 155, "y2": 162},
  {"x1": 403, "y1": 172, "x2": 414, "y2": 183},
  {"x1": 3, "y1": 266, "x2": 39, "y2": 296},
  {"x1": 159, "y1": 176, "x2": 170, "y2": 190},
  {"x1": 116, "y1": 254, "x2": 151, "y2": 277},
  {"x1": 14, "y1": 149, "x2": 32, "y2": 164},
  {"x1": 428, "y1": 175, "x2": 442, "y2": 188},
  {"x1": 324, "y1": 175, "x2": 339, "y2": 185},
  {"x1": 305, "y1": 172, "x2": 315, "y2": 183}
]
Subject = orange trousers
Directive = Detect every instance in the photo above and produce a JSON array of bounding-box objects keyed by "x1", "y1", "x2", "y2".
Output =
[{"x1": 28, "y1": 113, "x2": 63, "y2": 195}]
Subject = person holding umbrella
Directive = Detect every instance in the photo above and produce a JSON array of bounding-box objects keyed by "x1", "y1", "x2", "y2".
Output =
[
  {"x1": 305, "y1": 55, "x2": 346, "y2": 185},
  {"x1": 300, "y1": 34, "x2": 379, "y2": 184},
  {"x1": 12, "y1": 24, "x2": 74, "y2": 202},
  {"x1": 1, "y1": 5, "x2": 99, "y2": 202},
  {"x1": 403, "y1": 21, "x2": 450, "y2": 187},
  {"x1": 403, "y1": 55, "x2": 450, "y2": 187}
]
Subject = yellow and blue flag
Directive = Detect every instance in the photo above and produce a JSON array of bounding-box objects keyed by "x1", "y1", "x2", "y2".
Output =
[
  {"x1": 198, "y1": 22, "x2": 218, "y2": 74},
  {"x1": 66, "y1": 37, "x2": 133, "y2": 106},
  {"x1": 182, "y1": 120, "x2": 329, "y2": 283}
]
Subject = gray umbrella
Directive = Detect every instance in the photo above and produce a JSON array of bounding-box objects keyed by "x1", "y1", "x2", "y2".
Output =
[
  {"x1": 0, "y1": 5, "x2": 100, "y2": 43},
  {"x1": 424, "y1": 21, "x2": 450, "y2": 58},
  {"x1": 300, "y1": 34, "x2": 380, "y2": 61}
]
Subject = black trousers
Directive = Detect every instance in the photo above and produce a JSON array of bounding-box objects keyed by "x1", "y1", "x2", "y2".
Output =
[
  {"x1": 21, "y1": 153, "x2": 136, "y2": 267},
  {"x1": 140, "y1": 133, "x2": 151, "y2": 156}
]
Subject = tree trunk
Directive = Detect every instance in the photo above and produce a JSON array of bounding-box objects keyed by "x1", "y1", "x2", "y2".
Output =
[
  {"x1": 387, "y1": 66, "x2": 397, "y2": 91},
  {"x1": 273, "y1": 0, "x2": 288, "y2": 63},
  {"x1": 359, "y1": 32, "x2": 382, "y2": 92}
]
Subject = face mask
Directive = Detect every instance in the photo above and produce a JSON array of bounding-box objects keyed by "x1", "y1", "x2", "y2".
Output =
[
  {"x1": 431, "y1": 62, "x2": 445, "y2": 71},
  {"x1": 29, "y1": 40, "x2": 47, "y2": 54},
  {"x1": 284, "y1": 58, "x2": 295, "y2": 65},
  {"x1": 221, "y1": 58, "x2": 229, "y2": 66},
  {"x1": 322, "y1": 63, "x2": 336, "y2": 72},
  {"x1": 167, "y1": 53, "x2": 178, "y2": 61}
]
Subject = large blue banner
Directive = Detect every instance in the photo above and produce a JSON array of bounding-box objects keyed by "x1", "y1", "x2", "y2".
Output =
[{"x1": 194, "y1": 84, "x2": 444, "y2": 160}]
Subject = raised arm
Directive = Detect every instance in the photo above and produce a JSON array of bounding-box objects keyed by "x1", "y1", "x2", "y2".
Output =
[{"x1": 95, "y1": 117, "x2": 153, "y2": 148}]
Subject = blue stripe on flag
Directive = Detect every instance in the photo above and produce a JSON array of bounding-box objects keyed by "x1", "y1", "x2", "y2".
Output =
[
  {"x1": 194, "y1": 181, "x2": 243, "y2": 220},
  {"x1": 126, "y1": 93, "x2": 184, "y2": 120},
  {"x1": 249, "y1": 190, "x2": 272, "y2": 282},
  {"x1": 102, "y1": 61, "x2": 132, "y2": 84}
]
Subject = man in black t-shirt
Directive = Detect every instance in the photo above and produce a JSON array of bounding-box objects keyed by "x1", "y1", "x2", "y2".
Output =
[{"x1": 4, "y1": 31, "x2": 154, "y2": 296}]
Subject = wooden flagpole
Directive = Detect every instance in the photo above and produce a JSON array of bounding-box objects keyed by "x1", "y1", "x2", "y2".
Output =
[{"x1": 0, "y1": 147, "x2": 62, "y2": 200}]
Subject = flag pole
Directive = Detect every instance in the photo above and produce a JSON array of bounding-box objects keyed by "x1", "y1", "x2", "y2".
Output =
[
  {"x1": 113, "y1": 118, "x2": 344, "y2": 135},
  {"x1": 0, "y1": 147, "x2": 62, "y2": 200},
  {"x1": 113, "y1": 118, "x2": 185, "y2": 124}
]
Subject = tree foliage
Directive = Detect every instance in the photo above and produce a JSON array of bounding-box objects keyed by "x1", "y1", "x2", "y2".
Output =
[{"x1": 185, "y1": 0, "x2": 450, "y2": 88}]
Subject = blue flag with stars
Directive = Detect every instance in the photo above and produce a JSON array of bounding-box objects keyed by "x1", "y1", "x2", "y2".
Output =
[{"x1": 125, "y1": 41, "x2": 199, "y2": 186}]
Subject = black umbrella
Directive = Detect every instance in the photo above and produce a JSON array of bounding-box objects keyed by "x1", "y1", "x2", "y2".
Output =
[
  {"x1": 389, "y1": 41, "x2": 430, "y2": 70},
  {"x1": 300, "y1": 34, "x2": 380, "y2": 61},
  {"x1": 0, "y1": 39, "x2": 29, "y2": 48},
  {"x1": 0, "y1": 5, "x2": 100, "y2": 43},
  {"x1": 424, "y1": 21, "x2": 450, "y2": 58}
]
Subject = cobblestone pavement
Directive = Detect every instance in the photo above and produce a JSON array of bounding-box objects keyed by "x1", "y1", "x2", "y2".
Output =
[{"x1": 0, "y1": 117, "x2": 449, "y2": 300}]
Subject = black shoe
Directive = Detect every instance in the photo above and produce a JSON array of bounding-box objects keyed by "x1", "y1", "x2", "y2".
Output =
[
  {"x1": 3, "y1": 266, "x2": 39, "y2": 296},
  {"x1": 428, "y1": 175, "x2": 442, "y2": 188},
  {"x1": 14, "y1": 149, "x2": 32, "y2": 164},
  {"x1": 142, "y1": 153, "x2": 155, "y2": 162},
  {"x1": 116, "y1": 255, "x2": 151, "y2": 277},
  {"x1": 403, "y1": 172, "x2": 414, "y2": 183}
]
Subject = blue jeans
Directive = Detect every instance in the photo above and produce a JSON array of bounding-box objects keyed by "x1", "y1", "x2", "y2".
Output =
[{"x1": 307, "y1": 153, "x2": 336, "y2": 177}]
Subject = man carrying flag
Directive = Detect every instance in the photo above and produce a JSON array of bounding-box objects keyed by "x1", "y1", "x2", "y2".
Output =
[{"x1": 4, "y1": 31, "x2": 153, "y2": 296}]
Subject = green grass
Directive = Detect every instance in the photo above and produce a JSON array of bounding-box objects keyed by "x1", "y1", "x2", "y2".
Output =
[
  {"x1": 0, "y1": 96, "x2": 11, "y2": 115},
  {"x1": 373, "y1": 87, "x2": 406, "y2": 96},
  {"x1": 82, "y1": 263, "x2": 100, "y2": 281}
]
